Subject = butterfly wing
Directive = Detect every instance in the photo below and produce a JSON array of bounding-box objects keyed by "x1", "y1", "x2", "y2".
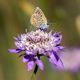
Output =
[{"x1": 30, "y1": 7, "x2": 47, "y2": 27}]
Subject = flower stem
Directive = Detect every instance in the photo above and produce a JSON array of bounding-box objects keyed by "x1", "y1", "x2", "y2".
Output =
[
  {"x1": 30, "y1": 65, "x2": 38, "y2": 80},
  {"x1": 30, "y1": 73, "x2": 36, "y2": 80},
  {"x1": 34, "y1": 64, "x2": 38, "y2": 74}
]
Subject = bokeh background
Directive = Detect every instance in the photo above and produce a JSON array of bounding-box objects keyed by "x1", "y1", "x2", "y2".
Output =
[{"x1": 0, "y1": 0, "x2": 80, "y2": 80}]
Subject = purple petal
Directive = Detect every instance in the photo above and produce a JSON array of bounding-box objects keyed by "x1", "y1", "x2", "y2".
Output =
[
  {"x1": 53, "y1": 32, "x2": 60, "y2": 37},
  {"x1": 55, "y1": 59, "x2": 64, "y2": 69},
  {"x1": 26, "y1": 48, "x2": 38, "y2": 55},
  {"x1": 8, "y1": 49, "x2": 21, "y2": 53},
  {"x1": 49, "y1": 52, "x2": 63, "y2": 69},
  {"x1": 54, "y1": 37, "x2": 61, "y2": 45},
  {"x1": 41, "y1": 48, "x2": 46, "y2": 55},
  {"x1": 14, "y1": 36, "x2": 21, "y2": 41},
  {"x1": 57, "y1": 46, "x2": 64, "y2": 50},
  {"x1": 48, "y1": 51, "x2": 59, "y2": 61},
  {"x1": 24, "y1": 54, "x2": 36, "y2": 61},
  {"x1": 15, "y1": 42, "x2": 25, "y2": 50},
  {"x1": 53, "y1": 47, "x2": 59, "y2": 52},
  {"x1": 26, "y1": 50, "x2": 33, "y2": 54},
  {"x1": 53, "y1": 33, "x2": 62, "y2": 45},
  {"x1": 22, "y1": 57, "x2": 28, "y2": 63},
  {"x1": 53, "y1": 46, "x2": 64, "y2": 52},
  {"x1": 33, "y1": 48, "x2": 38, "y2": 54},
  {"x1": 27, "y1": 61, "x2": 34, "y2": 71},
  {"x1": 49, "y1": 53, "x2": 57, "y2": 64},
  {"x1": 53, "y1": 51, "x2": 59, "y2": 61},
  {"x1": 36, "y1": 60, "x2": 44, "y2": 71}
]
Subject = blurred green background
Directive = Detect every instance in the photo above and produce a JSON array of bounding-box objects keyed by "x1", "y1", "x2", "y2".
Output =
[{"x1": 0, "y1": 0, "x2": 80, "y2": 80}]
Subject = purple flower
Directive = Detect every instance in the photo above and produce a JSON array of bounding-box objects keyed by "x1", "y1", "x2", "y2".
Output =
[
  {"x1": 60, "y1": 48, "x2": 80, "y2": 72},
  {"x1": 8, "y1": 29, "x2": 64, "y2": 73}
]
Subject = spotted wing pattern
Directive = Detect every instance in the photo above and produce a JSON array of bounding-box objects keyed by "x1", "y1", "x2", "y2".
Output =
[{"x1": 30, "y1": 7, "x2": 47, "y2": 28}]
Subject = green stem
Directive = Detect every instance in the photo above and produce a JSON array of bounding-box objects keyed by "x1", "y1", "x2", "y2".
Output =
[
  {"x1": 30, "y1": 73, "x2": 36, "y2": 80},
  {"x1": 34, "y1": 64, "x2": 38, "y2": 74},
  {"x1": 30, "y1": 65, "x2": 38, "y2": 80}
]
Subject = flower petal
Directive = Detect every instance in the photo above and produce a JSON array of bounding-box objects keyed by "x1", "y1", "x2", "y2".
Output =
[
  {"x1": 41, "y1": 48, "x2": 46, "y2": 55},
  {"x1": 52, "y1": 58, "x2": 64, "y2": 69},
  {"x1": 49, "y1": 52, "x2": 63, "y2": 69},
  {"x1": 24, "y1": 54, "x2": 36, "y2": 61},
  {"x1": 27, "y1": 61, "x2": 34, "y2": 71},
  {"x1": 49, "y1": 54, "x2": 57, "y2": 64},
  {"x1": 53, "y1": 51, "x2": 59, "y2": 61},
  {"x1": 26, "y1": 50, "x2": 33, "y2": 54},
  {"x1": 15, "y1": 42, "x2": 25, "y2": 50},
  {"x1": 53, "y1": 33, "x2": 62, "y2": 45},
  {"x1": 48, "y1": 51, "x2": 59, "y2": 61},
  {"x1": 8, "y1": 49, "x2": 21, "y2": 53},
  {"x1": 53, "y1": 46, "x2": 64, "y2": 52},
  {"x1": 56, "y1": 59, "x2": 64, "y2": 69},
  {"x1": 36, "y1": 60, "x2": 44, "y2": 71},
  {"x1": 22, "y1": 57, "x2": 28, "y2": 63}
]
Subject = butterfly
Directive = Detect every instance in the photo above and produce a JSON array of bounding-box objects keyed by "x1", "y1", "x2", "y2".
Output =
[{"x1": 30, "y1": 7, "x2": 49, "y2": 30}]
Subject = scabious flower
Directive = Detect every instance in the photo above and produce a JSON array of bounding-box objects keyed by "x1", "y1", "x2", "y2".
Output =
[
  {"x1": 9, "y1": 29, "x2": 64, "y2": 72},
  {"x1": 8, "y1": 29, "x2": 64, "y2": 74}
]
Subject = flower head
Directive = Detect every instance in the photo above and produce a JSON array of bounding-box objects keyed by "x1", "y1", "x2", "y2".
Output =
[{"x1": 9, "y1": 29, "x2": 64, "y2": 73}]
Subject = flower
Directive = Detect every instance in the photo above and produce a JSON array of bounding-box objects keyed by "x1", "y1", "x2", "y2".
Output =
[
  {"x1": 8, "y1": 29, "x2": 64, "y2": 73},
  {"x1": 60, "y1": 48, "x2": 80, "y2": 72}
]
